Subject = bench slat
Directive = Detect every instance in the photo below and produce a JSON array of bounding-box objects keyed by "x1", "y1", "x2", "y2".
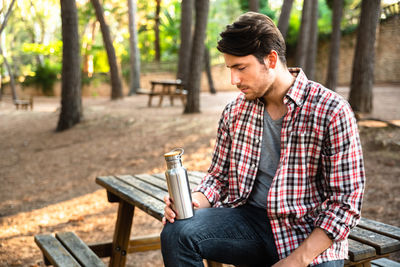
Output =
[
  {"x1": 56, "y1": 232, "x2": 105, "y2": 267},
  {"x1": 96, "y1": 176, "x2": 165, "y2": 221},
  {"x1": 34, "y1": 235, "x2": 81, "y2": 267},
  {"x1": 371, "y1": 257, "x2": 400, "y2": 267},
  {"x1": 358, "y1": 218, "x2": 400, "y2": 240},
  {"x1": 349, "y1": 227, "x2": 400, "y2": 254},
  {"x1": 348, "y1": 238, "x2": 377, "y2": 261}
]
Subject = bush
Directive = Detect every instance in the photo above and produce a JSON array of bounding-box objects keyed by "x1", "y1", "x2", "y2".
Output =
[{"x1": 23, "y1": 61, "x2": 60, "y2": 96}]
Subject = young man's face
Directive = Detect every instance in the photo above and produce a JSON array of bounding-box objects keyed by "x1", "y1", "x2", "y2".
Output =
[{"x1": 224, "y1": 53, "x2": 275, "y2": 101}]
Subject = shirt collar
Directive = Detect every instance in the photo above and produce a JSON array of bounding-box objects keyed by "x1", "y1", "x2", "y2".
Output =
[{"x1": 284, "y1": 68, "x2": 309, "y2": 107}]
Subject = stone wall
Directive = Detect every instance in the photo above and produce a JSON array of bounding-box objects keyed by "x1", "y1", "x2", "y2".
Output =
[{"x1": 314, "y1": 15, "x2": 400, "y2": 86}]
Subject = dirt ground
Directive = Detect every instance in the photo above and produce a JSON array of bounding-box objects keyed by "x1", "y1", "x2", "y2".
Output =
[{"x1": 0, "y1": 85, "x2": 399, "y2": 266}]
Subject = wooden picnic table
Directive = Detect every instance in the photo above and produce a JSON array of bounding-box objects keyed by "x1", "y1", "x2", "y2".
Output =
[
  {"x1": 95, "y1": 172, "x2": 400, "y2": 267},
  {"x1": 138, "y1": 79, "x2": 187, "y2": 107}
]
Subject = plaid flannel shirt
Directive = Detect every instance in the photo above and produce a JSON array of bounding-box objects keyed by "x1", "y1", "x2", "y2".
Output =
[{"x1": 194, "y1": 69, "x2": 365, "y2": 265}]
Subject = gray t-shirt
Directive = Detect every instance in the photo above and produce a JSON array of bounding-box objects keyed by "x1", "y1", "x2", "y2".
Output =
[{"x1": 247, "y1": 109, "x2": 283, "y2": 209}]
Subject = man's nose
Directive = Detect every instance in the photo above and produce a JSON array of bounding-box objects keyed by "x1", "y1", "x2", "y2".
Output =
[{"x1": 231, "y1": 70, "x2": 240, "y2": 85}]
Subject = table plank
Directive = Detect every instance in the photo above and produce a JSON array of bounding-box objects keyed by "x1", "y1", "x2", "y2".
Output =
[
  {"x1": 358, "y1": 218, "x2": 400, "y2": 241},
  {"x1": 349, "y1": 227, "x2": 400, "y2": 254},
  {"x1": 134, "y1": 174, "x2": 170, "y2": 191},
  {"x1": 348, "y1": 238, "x2": 377, "y2": 262},
  {"x1": 96, "y1": 176, "x2": 164, "y2": 220},
  {"x1": 152, "y1": 173, "x2": 199, "y2": 188},
  {"x1": 117, "y1": 175, "x2": 167, "y2": 202}
]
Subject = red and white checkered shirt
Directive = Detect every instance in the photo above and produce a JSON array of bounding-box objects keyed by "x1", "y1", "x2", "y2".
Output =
[{"x1": 194, "y1": 69, "x2": 365, "y2": 265}]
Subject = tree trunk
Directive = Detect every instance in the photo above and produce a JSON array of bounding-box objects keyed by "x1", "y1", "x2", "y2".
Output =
[
  {"x1": 204, "y1": 46, "x2": 216, "y2": 94},
  {"x1": 184, "y1": 0, "x2": 209, "y2": 114},
  {"x1": 295, "y1": 0, "x2": 312, "y2": 69},
  {"x1": 0, "y1": 73, "x2": 2, "y2": 101},
  {"x1": 0, "y1": 0, "x2": 17, "y2": 101},
  {"x1": 277, "y1": 0, "x2": 294, "y2": 39},
  {"x1": 349, "y1": 0, "x2": 381, "y2": 113},
  {"x1": 0, "y1": 0, "x2": 17, "y2": 35},
  {"x1": 325, "y1": 0, "x2": 344, "y2": 91},
  {"x1": 128, "y1": 0, "x2": 141, "y2": 95},
  {"x1": 0, "y1": 47, "x2": 17, "y2": 101},
  {"x1": 249, "y1": 0, "x2": 259, "y2": 12},
  {"x1": 91, "y1": 0, "x2": 123, "y2": 100},
  {"x1": 304, "y1": 0, "x2": 318, "y2": 80},
  {"x1": 83, "y1": 21, "x2": 97, "y2": 77},
  {"x1": 57, "y1": 0, "x2": 82, "y2": 131},
  {"x1": 154, "y1": 0, "x2": 161, "y2": 62},
  {"x1": 177, "y1": 0, "x2": 193, "y2": 85}
]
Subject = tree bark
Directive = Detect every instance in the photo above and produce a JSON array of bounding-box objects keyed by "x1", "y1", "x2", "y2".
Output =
[
  {"x1": 204, "y1": 46, "x2": 216, "y2": 94},
  {"x1": 0, "y1": 46, "x2": 17, "y2": 101},
  {"x1": 277, "y1": 0, "x2": 294, "y2": 39},
  {"x1": 82, "y1": 21, "x2": 97, "y2": 77},
  {"x1": 177, "y1": 0, "x2": 193, "y2": 85},
  {"x1": 325, "y1": 0, "x2": 344, "y2": 91},
  {"x1": 295, "y1": 0, "x2": 312, "y2": 69},
  {"x1": 0, "y1": 0, "x2": 17, "y2": 35},
  {"x1": 304, "y1": 0, "x2": 319, "y2": 80},
  {"x1": 154, "y1": 0, "x2": 161, "y2": 62},
  {"x1": 91, "y1": 0, "x2": 123, "y2": 100},
  {"x1": 184, "y1": 0, "x2": 209, "y2": 114},
  {"x1": 0, "y1": 0, "x2": 17, "y2": 100},
  {"x1": 349, "y1": 0, "x2": 381, "y2": 113},
  {"x1": 57, "y1": 0, "x2": 82, "y2": 131},
  {"x1": 128, "y1": 0, "x2": 141, "y2": 95},
  {"x1": 249, "y1": 0, "x2": 259, "y2": 12}
]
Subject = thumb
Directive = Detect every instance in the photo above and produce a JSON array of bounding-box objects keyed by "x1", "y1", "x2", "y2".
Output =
[{"x1": 192, "y1": 199, "x2": 200, "y2": 208}]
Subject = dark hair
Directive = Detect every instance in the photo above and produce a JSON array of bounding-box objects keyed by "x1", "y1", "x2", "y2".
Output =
[{"x1": 217, "y1": 12, "x2": 287, "y2": 65}]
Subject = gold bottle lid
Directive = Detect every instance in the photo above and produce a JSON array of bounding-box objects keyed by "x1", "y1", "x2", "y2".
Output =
[{"x1": 164, "y1": 148, "x2": 184, "y2": 158}]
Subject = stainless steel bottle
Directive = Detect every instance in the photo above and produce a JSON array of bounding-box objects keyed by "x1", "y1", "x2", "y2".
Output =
[{"x1": 164, "y1": 148, "x2": 194, "y2": 220}]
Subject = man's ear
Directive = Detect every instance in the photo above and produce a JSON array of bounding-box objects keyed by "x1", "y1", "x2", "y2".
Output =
[{"x1": 263, "y1": 51, "x2": 278, "y2": 69}]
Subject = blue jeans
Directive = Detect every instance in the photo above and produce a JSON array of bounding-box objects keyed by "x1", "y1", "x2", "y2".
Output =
[{"x1": 161, "y1": 204, "x2": 344, "y2": 267}]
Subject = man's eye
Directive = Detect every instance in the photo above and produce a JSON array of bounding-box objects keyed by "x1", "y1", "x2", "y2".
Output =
[{"x1": 238, "y1": 67, "x2": 246, "y2": 71}]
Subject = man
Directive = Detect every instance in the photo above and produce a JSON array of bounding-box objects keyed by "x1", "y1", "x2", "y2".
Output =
[{"x1": 161, "y1": 12, "x2": 365, "y2": 267}]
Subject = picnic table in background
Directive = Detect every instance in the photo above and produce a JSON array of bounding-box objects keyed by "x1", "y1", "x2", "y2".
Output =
[{"x1": 137, "y1": 79, "x2": 187, "y2": 107}]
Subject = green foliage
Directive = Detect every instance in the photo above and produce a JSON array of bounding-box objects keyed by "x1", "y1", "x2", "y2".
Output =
[
  {"x1": 81, "y1": 72, "x2": 110, "y2": 87},
  {"x1": 22, "y1": 60, "x2": 60, "y2": 96},
  {"x1": 22, "y1": 41, "x2": 63, "y2": 58},
  {"x1": 238, "y1": 0, "x2": 276, "y2": 19}
]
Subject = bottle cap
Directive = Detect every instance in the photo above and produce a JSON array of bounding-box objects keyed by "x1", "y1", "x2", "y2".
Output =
[{"x1": 164, "y1": 148, "x2": 184, "y2": 159}]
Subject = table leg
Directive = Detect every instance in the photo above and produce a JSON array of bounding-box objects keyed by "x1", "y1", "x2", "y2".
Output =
[
  {"x1": 109, "y1": 200, "x2": 135, "y2": 267},
  {"x1": 148, "y1": 84, "x2": 156, "y2": 107},
  {"x1": 158, "y1": 85, "x2": 166, "y2": 107}
]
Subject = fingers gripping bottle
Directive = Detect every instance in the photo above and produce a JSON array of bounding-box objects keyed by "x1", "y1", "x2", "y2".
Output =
[{"x1": 164, "y1": 148, "x2": 194, "y2": 220}]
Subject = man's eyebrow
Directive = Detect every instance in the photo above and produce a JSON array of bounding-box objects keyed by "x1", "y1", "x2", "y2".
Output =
[{"x1": 226, "y1": 63, "x2": 243, "y2": 69}]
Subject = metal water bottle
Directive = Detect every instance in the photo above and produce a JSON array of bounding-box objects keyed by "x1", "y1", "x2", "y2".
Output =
[{"x1": 164, "y1": 148, "x2": 194, "y2": 220}]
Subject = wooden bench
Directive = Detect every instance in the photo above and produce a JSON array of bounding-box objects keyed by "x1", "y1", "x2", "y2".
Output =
[
  {"x1": 14, "y1": 97, "x2": 33, "y2": 110},
  {"x1": 137, "y1": 79, "x2": 187, "y2": 107},
  {"x1": 34, "y1": 231, "x2": 105, "y2": 267},
  {"x1": 94, "y1": 172, "x2": 400, "y2": 267}
]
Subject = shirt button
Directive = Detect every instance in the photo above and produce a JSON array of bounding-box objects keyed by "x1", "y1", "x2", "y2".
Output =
[{"x1": 252, "y1": 164, "x2": 256, "y2": 169}]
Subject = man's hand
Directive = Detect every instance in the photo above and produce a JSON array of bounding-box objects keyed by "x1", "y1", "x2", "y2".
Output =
[
  {"x1": 271, "y1": 256, "x2": 307, "y2": 267},
  {"x1": 162, "y1": 192, "x2": 210, "y2": 225},
  {"x1": 272, "y1": 228, "x2": 333, "y2": 267}
]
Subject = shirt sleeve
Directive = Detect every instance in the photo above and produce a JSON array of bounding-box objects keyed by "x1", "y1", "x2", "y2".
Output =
[
  {"x1": 193, "y1": 104, "x2": 232, "y2": 206},
  {"x1": 314, "y1": 102, "x2": 366, "y2": 242}
]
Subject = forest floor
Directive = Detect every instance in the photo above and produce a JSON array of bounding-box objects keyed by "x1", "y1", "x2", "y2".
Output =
[{"x1": 0, "y1": 85, "x2": 399, "y2": 266}]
